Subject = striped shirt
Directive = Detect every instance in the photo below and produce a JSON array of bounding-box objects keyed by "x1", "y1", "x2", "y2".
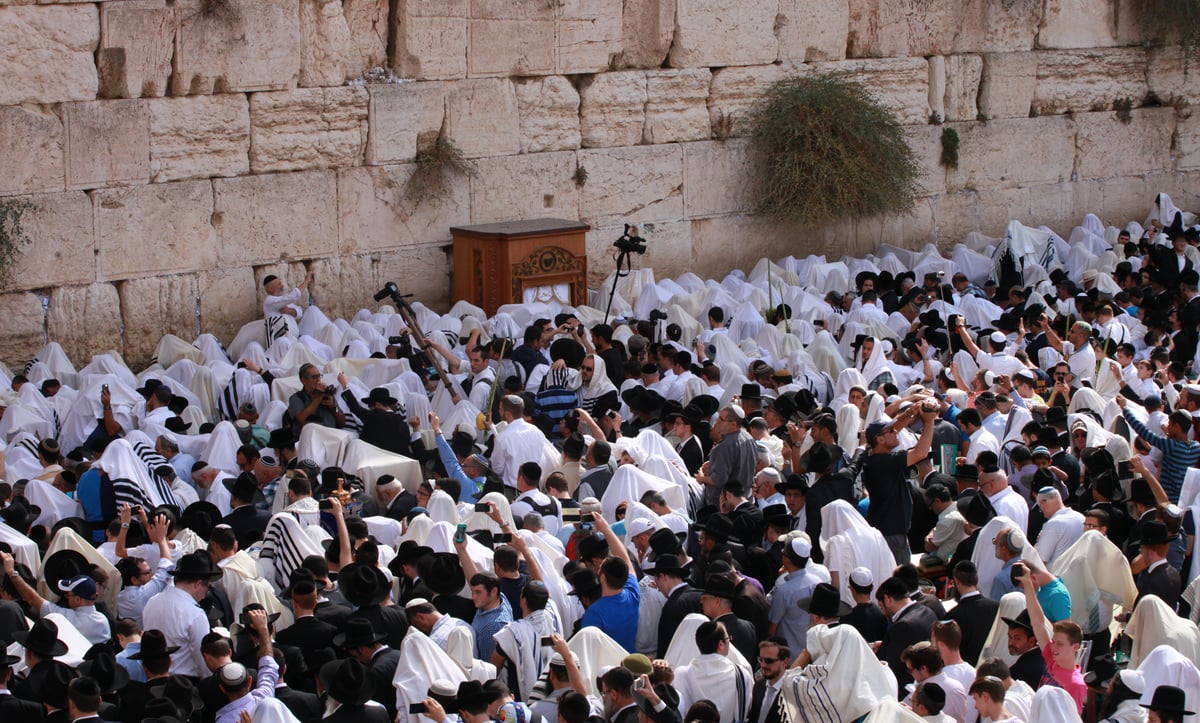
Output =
[{"x1": 1123, "y1": 408, "x2": 1200, "y2": 502}]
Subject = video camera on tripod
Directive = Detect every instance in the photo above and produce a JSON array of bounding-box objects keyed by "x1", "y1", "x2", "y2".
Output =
[{"x1": 614, "y1": 224, "x2": 648, "y2": 255}]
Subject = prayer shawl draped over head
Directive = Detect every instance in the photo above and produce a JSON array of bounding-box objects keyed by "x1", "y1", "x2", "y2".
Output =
[
  {"x1": 493, "y1": 607, "x2": 560, "y2": 701},
  {"x1": 96, "y1": 436, "x2": 180, "y2": 511},
  {"x1": 257, "y1": 512, "x2": 325, "y2": 593},
  {"x1": 1049, "y1": 530, "x2": 1137, "y2": 635},
  {"x1": 820, "y1": 500, "x2": 896, "y2": 606},
  {"x1": 667, "y1": 614, "x2": 753, "y2": 723},
  {"x1": 979, "y1": 591, "x2": 1029, "y2": 667},
  {"x1": 780, "y1": 623, "x2": 898, "y2": 723},
  {"x1": 1124, "y1": 595, "x2": 1200, "y2": 667},
  {"x1": 1030, "y1": 686, "x2": 1083, "y2": 723},
  {"x1": 1135, "y1": 644, "x2": 1200, "y2": 723},
  {"x1": 392, "y1": 627, "x2": 468, "y2": 723}
]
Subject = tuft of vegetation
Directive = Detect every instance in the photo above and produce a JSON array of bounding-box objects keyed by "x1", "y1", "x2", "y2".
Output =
[
  {"x1": 711, "y1": 110, "x2": 735, "y2": 141},
  {"x1": 747, "y1": 73, "x2": 920, "y2": 225},
  {"x1": 572, "y1": 163, "x2": 588, "y2": 188},
  {"x1": 939, "y1": 127, "x2": 960, "y2": 169},
  {"x1": 404, "y1": 136, "x2": 476, "y2": 204},
  {"x1": 0, "y1": 199, "x2": 34, "y2": 291},
  {"x1": 929, "y1": 112, "x2": 943, "y2": 125},
  {"x1": 1113, "y1": 97, "x2": 1134, "y2": 124}
]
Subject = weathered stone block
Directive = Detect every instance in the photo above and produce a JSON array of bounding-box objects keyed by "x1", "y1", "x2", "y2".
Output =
[
  {"x1": 149, "y1": 94, "x2": 251, "y2": 182},
  {"x1": 6, "y1": 192, "x2": 94, "y2": 290},
  {"x1": 0, "y1": 4, "x2": 99, "y2": 106},
  {"x1": 514, "y1": 76, "x2": 581, "y2": 153},
  {"x1": 468, "y1": 19, "x2": 555, "y2": 77},
  {"x1": 556, "y1": 0, "x2": 622, "y2": 73},
  {"x1": 338, "y1": 165, "x2": 469, "y2": 254},
  {"x1": 376, "y1": 243, "x2": 452, "y2": 310},
  {"x1": 63, "y1": 99, "x2": 151, "y2": 190},
  {"x1": 668, "y1": 0, "x2": 779, "y2": 68},
  {"x1": 366, "y1": 82, "x2": 447, "y2": 165},
  {"x1": 943, "y1": 55, "x2": 982, "y2": 122},
  {"x1": 644, "y1": 69, "x2": 711, "y2": 144},
  {"x1": 847, "y1": 0, "x2": 962, "y2": 58},
  {"x1": 0, "y1": 105, "x2": 64, "y2": 196},
  {"x1": 810, "y1": 58, "x2": 931, "y2": 125},
  {"x1": 777, "y1": 0, "x2": 848, "y2": 62},
  {"x1": 587, "y1": 220, "x2": 691, "y2": 281},
  {"x1": 1074, "y1": 108, "x2": 1175, "y2": 180},
  {"x1": 0, "y1": 291, "x2": 45, "y2": 368},
  {"x1": 342, "y1": 0, "x2": 389, "y2": 72},
  {"x1": 250, "y1": 87, "x2": 368, "y2": 172},
  {"x1": 579, "y1": 71, "x2": 647, "y2": 148},
  {"x1": 945, "y1": 116, "x2": 1077, "y2": 193},
  {"x1": 199, "y1": 266, "x2": 257, "y2": 344},
  {"x1": 444, "y1": 78, "x2": 520, "y2": 158},
  {"x1": 1038, "y1": 0, "x2": 1117, "y2": 49},
  {"x1": 905, "y1": 124, "x2": 947, "y2": 197},
  {"x1": 682, "y1": 139, "x2": 753, "y2": 217},
  {"x1": 95, "y1": 180, "x2": 216, "y2": 281},
  {"x1": 97, "y1": 0, "x2": 174, "y2": 99},
  {"x1": 469, "y1": 151, "x2": 579, "y2": 223},
  {"x1": 173, "y1": 0, "x2": 301, "y2": 95},
  {"x1": 214, "y1": 171, "x2": 338, "y2": 265},
  {"x1": 1178, "y1": 113, "x2": 1200, "y2": 172},
  {"x1": 978, "y1": 52, "x2": 1035, "y2": 119},
  {"x1": 614, "y1": 0, "x2": 674, "y2": 69},
  {"x1": 707, "y1": 64, "x2": 790, "y2": 138},
  {"x1": 392, "y1": 2, "x2": 468, "y2": 80},
  {"x1": 578, "y1": 144, "x2": 683, "y2": 226},
  {"x1": 1033, "y1": 48, "x2": 1147, "y2": 116},
  {"x1": 1147, "y1": 47, "x2": 1200, "y2": 108},
  {"x1": 119, "y1": 274, "x2": 200, "y2": 368},
  {"x1": 1097, "y1": 175, "x2": 1147, "y2": 226},
  {"x1": 300, "y1": 0, "x2": 354, "y2": 86},
  {"x1": 46, "y1": 283, "x2": 122, "y2": 368}
]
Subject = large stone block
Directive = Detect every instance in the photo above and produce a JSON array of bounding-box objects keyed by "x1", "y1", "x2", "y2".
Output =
[
  {"x1": 199, "y1": 265, "x2": 257, "y2": 344},
  {"x1": 1033, "y1": 48, "x2": 1147, "y2": 116},
  {"x1": 588, "y1": 219, "x2": 692, "y2": 282},
  {"x1": 1098, "y1": 174, "x2": 1149, "y2": 227},
  {"x1": 682, "y1": 139, "x2": 753, "y2": 217},
  {"x1": 173, "y1": 0, "x2": 301, "y2": 94},
  {"x1": 0, "y1": 4, "x2": 99, "y2": 106},
  {"x1": 46, "y1": 283, "x2": 122, "y2": 368},
  {"x1": 5, "y1": 192, "x2": 94, "y2": 290},
  {"x1": 250, "y1": 87, "x2": 369, "y2": 172},
  {"x1": 614, "y1": 0, "x2": 674, "y2": 69},
  {"x1": 810, "y1": 58, "x2": 931, "y2": 125},
  {"x1": 579, "y1": 71, "x2": 647, "y2": 148},
  {"x1": 149, "y1": 94, "x2": 251, "y2": 182},
  {"x1": 325, "y1": 253, "x2": 381, "y2": 321},
  {"x1": 556, "y1": 0, "x2": 622, "y2": 73},
  {"x1": 777, "y1": 0, "x2": 848, "y2": 62},
  {"x1": 342, "y1": 0, "x2": 388, "y2": 72},
  {"x1": 1074, "y1": 108, "x2": 1175, "y2": 181},
  {"x1": 668, "y1": 0, "x2": 779, "y2": 68},
  {"x1": 214, "y1": 171, "x2": 338, "y2": 265},
  {"x1": 978, "y1": 52, "x2": 1036, "y2": 119},
  {"x1": 846, "y1": 0, "x2": 1032, "y2": 58},
  {"x1": 468, "y1": 19, "x2": 554, "y2": 77},
  {"x1": 707, "y1": 64, "x2": 790, "y2": 138},
  {"x1": 0, "y1": 291, "x2": 45, "y2": 368},
  {"x1": 366, "y1": 81, "x2": 447, "y2": 165},
  {"x1": 644, "y1": 69, "x2": 711, "y2": 144},
  {"x1": 1038, "y1": 0, "x2": 1117, "y2": 49},
  {"x1": 97, "y1": 0, "x2": 174, "y2": 99},
  {"x1": 376, "y1": 243, "x2": 452, "y2": 308},
  {"x1": 0, "y1": 105, "x2": 64, "y2": 196},
  {"x1": 444, "y1": 78, "x2": 520, "y2": 158},
  {"x1": 119, "y1": 274, "x2": 200, "y2": 368},
  {"x1": 1179, "y1": 113, "x2": 1200, "y2": 172},
  {"x1": 578, "y1": 144, "x2": 683, "y2": 226},
  {"x1": 942, "y1": 55, "x2": 982, "y2": 122},
  {"x1": 469, "y1": 151, "x2": 579, "y2": 224},
  {"x1": 337, "y1": 165, "x2": 469, "y2": 254},
  {"x1": 392, "y1": 1, "x2": 468, "y2": 80},
  {"x1": 514, "y1": 76, "x2": 581, "y2": 153},
  {"x1": 1147, "y1": 47, "x2": 1200, "y2": 108},
  {"x1": 905, "y1": 124, "x2": 947, "y2": 197},
  {"x1": 63, "y1": 99, "x2": 150, "y2": 190},
  {"x1": 300, "y1": 0, "x2": 355, "y2": 86},
  {"x1": 95, "y1": 180, "x2": 216, "y2": 281},
  {"x1": 944, "y1": 116, "x2": 1077, "y2": 192}
]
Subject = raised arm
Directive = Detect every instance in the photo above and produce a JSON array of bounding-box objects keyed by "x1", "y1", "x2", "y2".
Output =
[
  {"x1": 0, "y1": 551, "x2": 46, "y2": 610},
  {"x1": 1017, "y1": 564, "x2": 1052, "y2": 649},
  {"x1": 905, "y1": 401, "x2": 939, "y2": 468},
  {"x1": 590, "y1": 510, "x2": 632, "y2": 570}
]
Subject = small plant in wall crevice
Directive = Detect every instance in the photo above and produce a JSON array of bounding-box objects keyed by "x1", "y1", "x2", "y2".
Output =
[
  {"x1": 940, "y1": 127, "x2": 960, "y2": 169},
  {"x1": 404, "y1": 133, "x2": 476, "y2": 204}
]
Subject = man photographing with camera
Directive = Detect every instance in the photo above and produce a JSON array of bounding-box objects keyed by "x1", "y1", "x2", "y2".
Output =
[{"x1": 287, "y1": 362, "x2": 345, "y2": 437}]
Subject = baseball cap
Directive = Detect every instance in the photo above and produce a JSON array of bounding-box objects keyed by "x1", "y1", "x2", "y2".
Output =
[{"x1": 865, "y1": 421, "x2": 890, "y2": 447}]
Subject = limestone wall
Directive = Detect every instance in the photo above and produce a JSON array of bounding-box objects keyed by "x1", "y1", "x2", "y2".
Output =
[{"x1": 2, "y1": 0, "x2": 1200, "y2": 368}]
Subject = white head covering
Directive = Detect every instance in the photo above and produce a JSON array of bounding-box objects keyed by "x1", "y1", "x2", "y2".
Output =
[
  {"x1": 1029, "y1": 686, "x2": 1083, "y2": 723},
  {"x1": 820, "y1": 500, "x2": 896, "y2": 606},
  {"x1": 1124, "y1": 595, "x2": 1200, "y2": 667},
  {"x1": 780, "y1": 624, "x2": 899, "y2": 722},
  {"x1": 978, "y1": 591, "x2": 1028, "y2": 667},
  {"x1": 392, "y1": 627, "x2": 468, "y2": 721},
  {"x1": 1135, "y1": 644, "x2": 1200, "y2": 722},
  {"x1": 250, "y1": 698, "x2": 301, "y2": 723}
]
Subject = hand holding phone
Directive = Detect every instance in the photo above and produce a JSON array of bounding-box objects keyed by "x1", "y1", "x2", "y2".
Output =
[{"x1": 454, "y1": 523, "x2": 467, "y2": 545}]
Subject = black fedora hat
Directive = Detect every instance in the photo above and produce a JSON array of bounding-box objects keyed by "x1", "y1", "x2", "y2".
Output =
[
  {"x1": 332, "y1": 619, "x2": 387, "y2": 649},
  {"x1": 42, "y1": 660, "x2": 77, "y2": 709},
  {"x1": 268, "y1": 427, "x2": 296, "y2": 449},
  {"x1": 12, "y1": 617, "x2": 68, "y2": 657},
  {"x1": 549, "y1": 338, "x2": 587, "y2": 368},
  {"x1": 281, "y1": 568, "x2": 318, "y2": 599},
  {"x1": 1141, "y1": 520, "x2": 1177, "y2": 546},
  {"x1": 740, "y1": 383, "x2": 762, "y2": 401},
  {"x1": 42, "y1": 549, "x2": 92, "y2": 600},
  {"x1": 774, "y1": 473, "x2": 809, "y2": 495},
  {"x1": 223, "y1": 471, "x2": 259, "y2": 503},
  {"x1": 1001, "y1": 609, "x2": 1035, "y2": 635},
  {"x1": 237, "y1": 603, "x2": 281, "y2": 628},
  {"x1": 797, "y1": 582, "x2": 853, "y2": 618},
  {"x1": 692, "y1": 513, "x2": 738, "y2": 543},
  {"x1": 647, "y1": 527, "x2": 684, "y2": 556},
  {"x1": 769, "y1": 392, "x2": 800, "y2": 420},
  {"x1": 1044, "y1": 407, "x2": 1068, "y2": 426},
  {"x1": 456, "y1": 680, "x2": 495, "y2": 709},
  {"x1": 390, "y1": 541, "x2": 434, "y2": 577},
  {"x1": 424, "y1": 552, "x2": 466, "y2": 596},
  {"x1": 0, "y1": 499, "x2": 41, "y2": 530},
  {"x1": 361, "y1": 388, "x2": 398, "y2": 407},
  {"x1": 320, "y1": 658, "x2": 372, "y2": 706},
  {"x1": 1129, "y1": 477, "x2": 1156, "y2": 504},
  {"x1": 647, "y1": 553, "x2": 689, "y2": 577},
  {"x1": 164, "y1": 416, "x2": 192, "y2": 434},
  {"x1": 954, "y1": 464, "x2": 979, "y2": 482},
  {"x1": 956, "y1": 492, "x2": 995, "y2": 528},
  {"x1": 178, "y1": 500, "x2": 222, "y2": 539},
  {"x1": 567, "y1": 569, "x2": 602, "y2": 598},
  {"x1": 148, "y1": 675, "x2": 203, "y2": 719},
  {"x1": 137, "y1": 378, "x2": 165, "y2": 399},
  {"x1": 168, "y1": 552, "x2": 223, "y2": 580},
  {"x1": 622, "y1": 386, "x2": 664, "y2": 414},
  {"x1": 129, "y1": 629, "x2": 182, "y2": 660},
  {"x1": 79, "y1": 645, "x2": 130, "y2": 691},
  {"x1": 699, "y1": 573, "x2": 739, "y2": 600},
  {"x1": 1142, "y1": 685, "x2": 1195, "y2": 716},
  {"x1": 338, "y1": 562, "x2": 390, "y2": 607},
  {"x1": 690, "y1": 394, "x2": 720, "y2": 419},
  {"x1": 761, "y1": 503, "x2": 792, "y2": 526}
]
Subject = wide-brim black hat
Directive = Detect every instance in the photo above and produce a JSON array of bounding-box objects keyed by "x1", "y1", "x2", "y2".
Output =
[
  {"x1": 567, "y1": 569, "x2": 602, "y2": 598},
  {"x1": 740, "y1": 383, "x2": 762, "y2": 400},
  {"x1": 179, "y1": 500, "x2": 223, "y2": 539},
  {"x1": 1001, "y1": 609, "x2": 1035, "y2": 635},
  {"x1": 12, "y1": 617, "x2": 68, "y2": 657},
  {"x1": 362, "y1": 388, "x2": 398, "y2": 407},
  {"x1": 1142, "y1": 685, "x2": 1195, "y2": 715},
  {"x1": 692, "y1": 513, "x2": 738, "y2": 543},
  {"x1": 647, "y1": 527, "x2": 684, "y2": 556},
  {"x1": 424, "y1": 553, "x2": 467, "y2": 596},
  {"x1": 392, "y1": 540, "x2": 434, "y2": 569},
  {"x1": 770, "y1": 392, "x2": 800, "y2": 420},
  {"x1": 1141, "y1": 520, "x2": 1177, "y2": 546},
  {"x1": 1044, "y1": 407, "x2": 1068, "y2": 426},
  {"x1": 774, "y1": 473, "x2": 808, "y2": 495},
  {"x1": 1129, "y1": 476, "x2": 1156, "y2": 504},
  {"x1": 164, "y1": 416, "x2": 192, "y2": 434},
  {"x1": 223, "y1": 471, "x2": 259, "y2": 502},
  {"x1": 332, "y1": 618, "x2": 388, "y2": 648},
  {"x1": 0, "y1": 499, "x2": 42, "y2": 530},
  {"x1": 168, "y1": 552, "x2": 223, "y2": 580},
  {"x1": 690, "y1": 394, "x2": 720, "y2": 419},
  {"x1": 549, "y1": 338, "x2": 587, "y2": 368},
  {"x1": 622, "y1": 385, "x2": 664, "y2": 414},
  {"x1": 956, "y1": 492, "x2": 996, "y2": 528},
  {"x1": 320, "y1": 658, "x2": 372, "y2": 706},
  {"x1": 268, "y1": 427, "x2": 296, "y2": 449},
  {"x1": 761, "y1": 503, "x2": 792, "y2": 526},
  {"x1": 699, "y1": 573, "x2": 739, "y2": 600},
  {"x1": 129, "y1": 629, "x2": 182, "y2": 660},
  {"x1": 647, "y1": 553, "x2": 690, "y2": 576},
  {"x1": 42, "y1": 660, "x2": 77, "y2": 708},
  {"x1": 43, "y1": 549, "x2": 91, "y2": 597},
  {"x1": 797, "y1": 582, "x2": 853, "y2": 618},
  {"x1": 337, "y1": 562, "x2": 390, "y2": 607},
  {"x1": 147, "y1": 675, "x2": 202, "y2": 719},
  {"x1": 79, "y1": 648, "x2": 131, "y2": 691},
  {"x1": 456, "y1": 680, "x2": 496, "y2": 709}
]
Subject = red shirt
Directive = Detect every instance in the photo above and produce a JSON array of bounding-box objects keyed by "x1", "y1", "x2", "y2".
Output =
[{"x1": 1038, "y1": 643, "x2": 1086, "y2": 713}]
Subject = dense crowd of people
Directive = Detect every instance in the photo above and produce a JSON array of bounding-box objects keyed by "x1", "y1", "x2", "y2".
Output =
[{"x1": 2, "y1": 195, "x2": 1200, "y2": 723}]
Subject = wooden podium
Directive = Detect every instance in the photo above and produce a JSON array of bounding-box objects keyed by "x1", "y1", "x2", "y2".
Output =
[{"x1": 450, "y1": 218, "x2": 590, "y2": 314}]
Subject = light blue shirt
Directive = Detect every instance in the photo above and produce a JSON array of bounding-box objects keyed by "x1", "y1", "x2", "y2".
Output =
[{"x1": 768, "y1": 567, "x2": 822, "y2": 654}]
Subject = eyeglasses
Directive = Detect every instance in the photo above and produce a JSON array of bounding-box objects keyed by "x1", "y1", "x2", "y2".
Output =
[
  {"x1": 582, "y1": 366, "x2": 594, "y2": 371},
  {"x1": 758, "y1": 656, "x2": 781, "y2": 664},
  {"x1": 1083, "y1": 522, "x2": 1101, "y2": 530},
  {"x1": 303, "y1": 374, "x2": 322, "y2": 380}
]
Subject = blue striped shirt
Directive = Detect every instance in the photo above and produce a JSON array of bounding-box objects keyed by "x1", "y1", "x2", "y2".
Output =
[{"x1": 1123, "y1": 408, "x2": 1200, "y2": 502}]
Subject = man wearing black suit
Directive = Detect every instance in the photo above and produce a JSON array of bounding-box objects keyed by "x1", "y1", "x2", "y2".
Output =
[
  {"x1": 803, "y1": 445, "x2": 864, "y2": 563},
  {"x1": 272, "y1": 648, "x2": 322, "y2": 723},
  {"x1": 336, "y1": 620, "x2": 402, "y2": 721},
  {"x1": 275, "y1": 578, "x2": 339, "y2": 681},
  {"x1": 874, "y1": 577, "x2": 938, "y2": 697},
  {"x1": 0, "y1": 654, "x2": 43, "y2": 721},
  {"x1": 1135, "y1": 521, "x2": 1182, "y2": 610},
  {"x1": 374, "y1": 475, "x2": 418, "y2": 523},
  {"x1": 221, "y1": 474, "x2": 273, "y2": 549},
  {"x1": 66, "y1": 677, "x2": 107, "y2": 723},
  {"x1": 945, "y1": 562, "x2": 1000, "y2": 666},
  {"x1": 746, "y1": 640, "x2": 790, "y2": 723},
  {"x1": 1002, "y1": 610, "x2": 1046, "y2": 689},
  {"x1": 652, "y1": 555, "x2": 703, "y2": 658}
]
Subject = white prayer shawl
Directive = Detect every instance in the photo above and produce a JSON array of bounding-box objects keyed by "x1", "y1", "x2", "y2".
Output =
[
  {"x1": 675, "y1": 652, "x2": 753, "y2": 723},
  {"x1": 636, "y1": 576, "x2": 666, "y2": 656},
  {"x1": 465, "y1": 492, "x2": 517, "y2": 534},
  {"x1": 979, "y1": 592, "x2": 1028, "y2": 668},
  {"x1": 57, "y1": 373, "x2": 138, "y2": 452},
  {"x1": 250, "y1": 698, "x2": 301, "y2": 723},
  {"x1": 401, "y1": 514, "x2": 434, "y2": 546},
  {"x1": 664, "y1": 612, "x2": 754, "y2": 673},
  {"x1": 969, "y1": 516, "x2": 1023, "y2": 599},
  {"x1": 1135, "y1": 644, "x2": 1200, "y2": 723},
  {"x1": 24, "y1": 478, "x2": 84, "y2": 529},
  {"x1": 97, "y1": 437, "x2": 179, "y2": 511},
  {"x1": 220, "y1": 551, "x2": 292, "y2": 630},
  {"x1": 0, "y1": 403, "x2": 55, "y2": 446},
  {"x1": 1125, "y1": 595, "x2": 1200, "y2": 667},
  {"x1": 862, "y1": 697, "x2": 925, "y2": 723},
  {"x1": 40, "y1": 527, "x2": 121, "y2": 612},
  {"x1": 563, "y1": 626, "x2": 629, "y2": 697},
  {"x1": 426, "y1": 490, "x2": 460, "y2": 527},
  {"x1": 1180, "y1": 469, "x2": 1200, "y2": 585},
  {"x1": 494, "y1": 608, "x2": 560, "y2": 700},
  {"x1": 366, "y1": 515, "x2": 405, "y2": 548},
  {"x1": 516, "y1": 530, "x2": 576, "y2": 633},
  {"x1": 6, "y1": 611, "x2": 92, "y2": 675},
  {"x1": 29, "y1": 342, "x2": 79, "y2": 388},
  {"x1": 836, "y1": 402, "x2": 862, "y2": 452},
  {"x1": 1049, "y1": 530, "x2": 1137, "y2": 635},
  {"x1": 1029, "y1": 686, "x2": 1083, "y2": 723},
  {"x1": 601, "y1": 465, "x2": 686, "y2": 523},
  {"x1": 201, "y1": 421, "x2": 245, "y2": 475},
  {"x1": 1147, "y1": 193, "x2": 1183, "y2": 228},
  {"x1": 0, "y1": 517, "x2": 41, "y2": 576},
  {"x1": 2, "y1": 432, "x2": 44, "y2": 485},
  {"x1": 257, "y1": 512, "x2": 325, "y2": 593},
  {"x1": 820, "y1": 500, "x2": 896, "y2": 606},
  {"x1": 393, "y1": 627, "x2": 469, "y2": 723},
  {"x1": 780, "y1": 624, "x2": 898, "y2": 723}
]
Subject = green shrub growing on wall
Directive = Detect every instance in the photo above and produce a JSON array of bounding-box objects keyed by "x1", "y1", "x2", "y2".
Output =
[
  {"x1": 940, "y1": 127, "x2": 960, "y2": 169},
  {"x1": 748, "y1": 73, "x2": 919, "y2": 225},
  {"x1": 0, "y1": 199, "x2": 34, "y2": 291}
]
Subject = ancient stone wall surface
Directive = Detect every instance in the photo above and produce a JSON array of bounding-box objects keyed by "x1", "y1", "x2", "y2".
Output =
[{"x1": 2, "y1": 0, "x2": 1199, "y2": 368}]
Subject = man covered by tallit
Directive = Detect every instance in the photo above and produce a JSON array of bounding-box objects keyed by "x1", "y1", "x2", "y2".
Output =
[{"x1": 780, "y1": 623, "x2": 898, "y2": 723}]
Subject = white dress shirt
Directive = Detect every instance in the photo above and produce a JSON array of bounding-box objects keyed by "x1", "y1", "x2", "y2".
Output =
[{"x1": 142, "y1": 584, "x2": 212, "y2": 678}]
